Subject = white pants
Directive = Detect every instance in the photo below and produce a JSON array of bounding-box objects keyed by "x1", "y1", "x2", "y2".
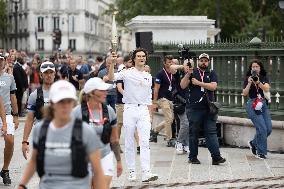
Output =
[
  {"x1": 124, "y1": 104, "x2": 151, "y2": 172},
  {"x1": 101, "y1": 152, "x2": 114, "y2": 176},
  {"x1": 0, "y1": 115, "x2": 15, "y2": 135}
]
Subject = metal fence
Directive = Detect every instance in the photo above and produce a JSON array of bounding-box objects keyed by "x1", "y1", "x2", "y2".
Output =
[{"x1": 147, "y1": 39, "x2": 284, "y2": 120}]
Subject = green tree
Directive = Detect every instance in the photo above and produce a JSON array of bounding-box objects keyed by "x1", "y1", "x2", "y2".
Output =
[
  {"x1": 110, "y1": 0, "x2": 284, "y2": 40},
  {"x1": 0, "y1": 0, "x2": 8, "y2": 48}
]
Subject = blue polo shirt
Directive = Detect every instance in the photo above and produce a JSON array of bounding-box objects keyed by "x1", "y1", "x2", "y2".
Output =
[
  {"x1": 155, "y1": 69, "x2": 176, "y2": 101},
  {"x1": 187, "y1": 68, "x2": 218, "y2": 109}
]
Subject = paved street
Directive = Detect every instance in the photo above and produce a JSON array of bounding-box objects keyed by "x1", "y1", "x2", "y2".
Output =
[{"x1": 0, "y1": 120, "x2": 284, "y2": 189}]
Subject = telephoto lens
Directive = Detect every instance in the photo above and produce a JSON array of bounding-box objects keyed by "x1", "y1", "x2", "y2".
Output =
[{"x1": 251, "y1": 70, "x2": 259, "y2": 82}]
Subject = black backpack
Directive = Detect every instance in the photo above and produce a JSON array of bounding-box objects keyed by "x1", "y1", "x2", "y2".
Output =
[
  {"x1": 34, "y1": 86, "x2": 44, "y2": 120},
  {"x1": 81, "y1": 102, "x2": 112, "y2": 144},
  {"x1": 36, "y1": 119, "x2": 88, "y2": 178}
]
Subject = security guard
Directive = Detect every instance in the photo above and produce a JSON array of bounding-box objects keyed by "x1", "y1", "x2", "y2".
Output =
[{"x1": 180, "y1": 53, "x2": 226, "y2": 165}]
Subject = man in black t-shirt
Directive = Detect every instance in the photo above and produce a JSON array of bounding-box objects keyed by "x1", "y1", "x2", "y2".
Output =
[
  {"x1": 151, "y1": 55, "x2": 175, "y2": 145},
  {"x1": 68, "y1": 59, "x2": 83, "y2": 91}
]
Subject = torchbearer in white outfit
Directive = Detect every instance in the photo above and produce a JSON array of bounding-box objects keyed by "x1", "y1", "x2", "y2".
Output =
[{"x1": 108, "y1": 48, "x2": 158, "y2": 182}]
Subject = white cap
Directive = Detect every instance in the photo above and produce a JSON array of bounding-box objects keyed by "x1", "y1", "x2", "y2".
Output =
[
  {"x1": 40, "y1": 61, "x2": 55, "y2": 73},
  {"x1": 49, "y1": 80, "x2": 77, "y2": 103},
  {"x1": 83, "y1": 77, "x2": 112, "y2": 94},
  {"x1": 198, "y1": 53, "x2": 210, "y2": 60}
]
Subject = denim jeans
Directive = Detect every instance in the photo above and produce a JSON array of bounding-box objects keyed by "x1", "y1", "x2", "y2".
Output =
[
  {"x1": 106, "y1": 95, "x2": 117, "y2": 112},
  {"x1": 177, "y1": 112, "x2": 189, "y2": 146},
  {"x1": 246, "y1": 99, "x2": 272, "y2": 155},
  {"x1": 186, "y1": 108, "x2": 221, "y2": 159}
]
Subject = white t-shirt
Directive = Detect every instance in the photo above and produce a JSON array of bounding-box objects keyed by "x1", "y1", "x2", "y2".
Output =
[{"x1": 114, "y1": 67, "x2": 152, "y2": 105}]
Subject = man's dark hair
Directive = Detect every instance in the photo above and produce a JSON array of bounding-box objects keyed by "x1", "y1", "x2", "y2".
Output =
[
  {"x1": 163, "y1": 55, "x2": 174, "y2": 63},
  {"x1": 246, "y1": 59, "x2": 267, "y2": 77},
  {"x1": 16, "y1": 57, "x2": 24, "y2": 65},
  {"x1": 96, "y1": 56, "x2": 103, "y2": 62},
  {"x1": 123, "y1": 55, "x2": 130, "y2": 62},
  {"x1": 131, "y1": 48, "x2": 148, "y2": 65}
]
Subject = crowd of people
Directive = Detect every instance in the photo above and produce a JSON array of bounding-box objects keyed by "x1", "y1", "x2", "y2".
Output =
[{"x1": 0, "y1": 47, "x2": 272, "y2": 188}]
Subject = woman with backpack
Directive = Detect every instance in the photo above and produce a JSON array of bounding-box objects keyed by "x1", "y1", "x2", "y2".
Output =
[
  {"x1": 72, "y1": 77, "x2": 122, "y2": 188},
  {"x1": 18, "y1": 80, "x2": 106, "y2": 189}
]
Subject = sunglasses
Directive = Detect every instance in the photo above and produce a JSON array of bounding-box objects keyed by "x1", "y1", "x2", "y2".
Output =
[{"x1": 41, "y1": 63, "x2": 55, "y2": 69}]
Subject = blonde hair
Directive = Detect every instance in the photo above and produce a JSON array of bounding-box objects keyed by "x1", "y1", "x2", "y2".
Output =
[{"x1": 43, "y1": 105, "x2": 54, "y2": 121}]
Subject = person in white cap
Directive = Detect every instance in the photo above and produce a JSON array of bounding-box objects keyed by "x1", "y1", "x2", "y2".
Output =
[
  {"x1": 18, "y1": 80, "x2": 106, "y2": 189},
  {"x1": 72, "y1": 77, "x2": 122, "y2": 188},
  {"x1": 22, "y1": 61, "x2": 56, "y2": 160},
  {"x1": 108, "y1": 48, "x2": 158, "y2": 182},
  {"x1": 180, "y1": 53, "x2": 226, "y2": 165},
  {"x1": 243, "y1": 59, "x2": 272, "y2": 160}
]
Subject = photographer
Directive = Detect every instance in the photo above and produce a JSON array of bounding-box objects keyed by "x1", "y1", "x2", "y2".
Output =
[
  {"x1": 180, "y1": 53, "x2": 226, "y2": 165},
  {"x1": 243, "y1": 59, "x2": 272, "y2": 159},
  {"x1": 169, "y1": 59, "x2": 190, "y2": 155}
]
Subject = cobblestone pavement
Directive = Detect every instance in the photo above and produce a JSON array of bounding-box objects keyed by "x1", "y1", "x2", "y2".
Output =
[{"x1": 0, "y1": 120, "x2": 284, "y2": 189}]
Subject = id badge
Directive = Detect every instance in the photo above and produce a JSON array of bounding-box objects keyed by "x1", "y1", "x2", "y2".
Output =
[
  {"x1": 257, "y1": 93, "x2": 262, "y2": 99},
  {"x1": 168, "y1": 85, "x2": 172, "y2": 91},
  {"x1": 201, "y1": 87, "x2": 204, "y2": 92}
]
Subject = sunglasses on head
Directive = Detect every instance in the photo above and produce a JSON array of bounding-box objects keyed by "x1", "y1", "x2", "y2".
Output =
[{"x1": 41, "y1": 63, "x2": 55, "y2": 69}]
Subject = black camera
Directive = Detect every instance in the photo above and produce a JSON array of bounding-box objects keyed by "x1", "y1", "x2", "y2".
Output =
[
  {"x1": 251, "y1": 70, "x2": 259, "y2": 82},
  {"x1": 177, "y1": 44, "x2": 195, "y2": 68}
]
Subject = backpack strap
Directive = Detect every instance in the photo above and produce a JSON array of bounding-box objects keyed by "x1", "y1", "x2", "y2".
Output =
[
  {"x1": 81, "y1": 102, "x2": 89, "y2": 123},
  {"x1": 71, "y1": 119, "x2": 88, "y2": 177},
  {"x1": 101, "y1": 104, "x2": 112, "y2": 144},
  {"x1": 35, "y1": 86, "x2": 44, "y2": 120},
  {"x1": 36, "y1": 119, "x2": 50, "y2": 178}
]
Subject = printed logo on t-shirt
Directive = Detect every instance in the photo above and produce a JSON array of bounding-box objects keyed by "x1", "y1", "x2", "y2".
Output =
[{"x1": 0, "y1": 80, "x2": 6, "y2": 86}]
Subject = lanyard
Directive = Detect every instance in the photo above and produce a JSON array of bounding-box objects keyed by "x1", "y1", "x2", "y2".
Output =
[
  {"x1": 87, "y1": 103, "x2": 104, "y2": 125},
  {"x1": 163, "y1": 68, "x2": 172, "y2": 85},
  {"x1": 198, "y1": 68, "x2": 205, "y2": 82}
]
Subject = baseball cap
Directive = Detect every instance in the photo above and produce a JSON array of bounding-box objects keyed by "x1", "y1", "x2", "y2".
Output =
[
  {"x1": 49, "y1": 80, "x2": 77, "y2": 103},
  {"x1": 198, "y1": 53, "x2": 210, "y2": 60},
  {"x1": 40, "y1": 61, "x2": 55, "y2": 73},
  {"x1": 83, "y1": 77, "x2": 112, "y2": 94}
]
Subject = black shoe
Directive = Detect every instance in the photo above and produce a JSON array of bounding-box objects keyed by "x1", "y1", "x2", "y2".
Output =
[
  {"x1": 255, "y1": 154, "x2": 266, "y2": 159},
  {"x1": 166, "y1": 138, "x2": 176, "y2": 147},
  {"x1": 188, "y1": 158, "x2": 201, "y2": 164},
  {"x1": 120, "y1": 149, "x2": 123, "y2": 153},
  {"x1": 212, "y1": 157, "x2": 226, "y2": 165},
  {"x1": 248, "y1": 141, "x2": 257, "y2": 156},
  {"x1": 149, "y1": 132, "x2": 158, "y2": 143},
  {"x1": 0, "y1": 170, "x2": 11, "y2": 186},
  {"x1": 137, "y1": 146, "x2": 140, "y2": 154}
]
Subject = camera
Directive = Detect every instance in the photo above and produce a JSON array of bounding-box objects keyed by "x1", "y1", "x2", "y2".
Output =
[
  {"x1": 251, "y1": 70, "x2": 259, "y2": 82},
  {"x1": 177, "y1": 44, "x2": 195, "y2": 68}
]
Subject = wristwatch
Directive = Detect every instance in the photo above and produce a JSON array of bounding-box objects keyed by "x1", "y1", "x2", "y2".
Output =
[
  {"x1": 19, "y1": 184, "x2": 27, "y2": 189},
  {"x1": 22, "y1": 141, "x2": 29, "y2": 145}
]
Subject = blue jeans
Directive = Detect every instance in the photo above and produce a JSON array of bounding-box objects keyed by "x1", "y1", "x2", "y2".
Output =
[
  {"x1": 186, "y1": 108, "x2": 221, "y2": 160},
  {"x1": 246, "y1": 99, "x2": 272, "y2": 155},
  {"x1": 106, "y1": 95, "x2": 117, "y2": 112},
  {"x1": 177, "y1": 112, "x2": 189, "y2": 146}
]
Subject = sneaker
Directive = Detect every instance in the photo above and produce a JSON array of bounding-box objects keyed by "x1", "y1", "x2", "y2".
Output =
[
  {"x1": 212, "y1": 157, "x2": 226, "y2": 165},
  {"x1": 255, "y1": 154, "x2": 266, "y2": 160},
  {"x1": 248, "y1": 141, "x2": 257, "y2": 156},
  {"x1": 183, "y1": 145, "x2": 190, "y2": 154},
  {"x1": 137, "y1": 146, "x2": 140, "y2": 155},
  {"x1": 188, "y1": 158, "x2": 201, "y2": 164},
  {"x1": 128, "y1": 170, "x2": 136, "y2": 182},
  {"x1": 149, "y1": 131, "x2": 158, "y2": 143},
  {"x1": 0, "y1": 170, "x2": 11, "y2": 186},
  {"x1": 175, "y1": 142, "x2": 184, "y2": 155},
  {"x1": 142, "y1": 171, "x2": 158, "y2": 182}
]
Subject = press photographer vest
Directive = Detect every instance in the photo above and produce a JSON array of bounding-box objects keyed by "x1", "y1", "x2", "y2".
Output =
[
  {"x1": 34, "y1": 86, "x2": 44, "y2": 120},
  {"x1": 36, "y1": 119, "x2": 88, "y2": 178},
  {"x1": 81, "y1": 102, "x2": 112, "y2": 144}
]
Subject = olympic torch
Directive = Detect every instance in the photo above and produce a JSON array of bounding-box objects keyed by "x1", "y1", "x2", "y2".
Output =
[{"x1": 111, "y1": 11, "x2": 118, "y2": 52}]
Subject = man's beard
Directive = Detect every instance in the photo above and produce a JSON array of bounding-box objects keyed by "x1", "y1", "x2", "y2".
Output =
[{"x1": 199, "y1": 64, "x2": 208, "y2": 70}]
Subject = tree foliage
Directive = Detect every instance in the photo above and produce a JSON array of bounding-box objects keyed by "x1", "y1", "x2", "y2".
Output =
[
  {"x1": 0, "y1": 0, "x2": 8, "y2": 45},
  {"x1": 110, "y1": 0, "x2": 284, "y2": 40}
]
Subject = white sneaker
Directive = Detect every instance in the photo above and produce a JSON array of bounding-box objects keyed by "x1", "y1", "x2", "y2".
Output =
[
  {"x1": 175, "y1": 142, "x2": 184, "y2": 155},
  {"x1": 128, "y1": 170, "x2": 136, "y2": 182},
  {"x1": 183, "y1": 145, "x2": 190, "y2": 154},
  {"x1": 142, "y1": 171, "x2": 158, "y2": 182}
]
